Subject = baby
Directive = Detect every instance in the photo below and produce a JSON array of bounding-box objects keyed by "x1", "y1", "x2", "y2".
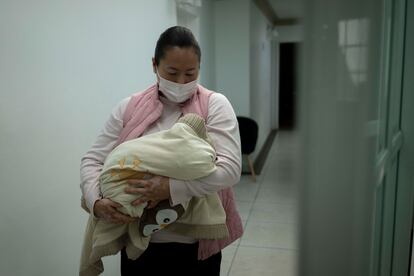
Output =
[
  {"x1": 80, "y1": 113, "x2": 228, "y2": 276},
  {"x1": 99, "y1": 113, "x2": 216, "y2": 234}
]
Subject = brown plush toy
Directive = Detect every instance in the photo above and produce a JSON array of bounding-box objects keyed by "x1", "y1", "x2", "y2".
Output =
[{"x1": 138, "y1": 200, "x2": 185, "y2": 236}]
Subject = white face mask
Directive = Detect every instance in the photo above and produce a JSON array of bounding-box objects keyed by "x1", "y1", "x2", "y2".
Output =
[{"x1": 157, "y1": 72, "x2": 198, "y2": 103}]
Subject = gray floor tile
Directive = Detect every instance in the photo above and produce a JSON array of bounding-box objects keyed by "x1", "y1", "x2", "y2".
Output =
[{"x1": 229, "y1": 246, "x2": 297, "y2": 276}]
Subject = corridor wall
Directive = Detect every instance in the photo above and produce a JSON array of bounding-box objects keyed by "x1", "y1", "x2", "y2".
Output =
[{"x1": 0, "y1": 1, "x2": 177, "y2": 275}]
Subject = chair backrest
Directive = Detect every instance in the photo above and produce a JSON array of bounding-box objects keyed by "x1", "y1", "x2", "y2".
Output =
[{"x1": 237, "y1": 116, "x2": 258, "y2": 155}]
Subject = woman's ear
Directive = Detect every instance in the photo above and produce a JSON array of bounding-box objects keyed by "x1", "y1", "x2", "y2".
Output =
[{"x1": 152, "y1": 58, "x2": 157, "y2": 74}]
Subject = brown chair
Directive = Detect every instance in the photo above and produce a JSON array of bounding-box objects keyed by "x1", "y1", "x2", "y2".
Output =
[{"x1": 237, "y1": 116, "x2": 258, "y2": 182}]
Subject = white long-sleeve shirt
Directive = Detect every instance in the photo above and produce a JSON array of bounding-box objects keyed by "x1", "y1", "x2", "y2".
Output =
[{"x1": 80, "y1": 92, "x2": 241, "y2": 243}]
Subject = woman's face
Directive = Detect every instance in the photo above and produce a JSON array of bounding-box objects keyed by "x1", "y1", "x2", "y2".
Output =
[{"x1": 153, "y1": 46, "x2": 200, "y2": 84}]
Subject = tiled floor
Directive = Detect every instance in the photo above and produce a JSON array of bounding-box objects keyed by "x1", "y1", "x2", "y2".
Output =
[{"x1": 221, "y1": 130, "x2": 299, "y2": 276}]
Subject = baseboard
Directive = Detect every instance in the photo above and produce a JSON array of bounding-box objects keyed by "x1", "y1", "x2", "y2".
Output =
[{"x1": 241, "y1": 129, "x2": 277, "y2": 175}]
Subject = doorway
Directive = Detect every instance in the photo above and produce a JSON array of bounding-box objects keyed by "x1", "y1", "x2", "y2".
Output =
[{"x1": 279, "y1": 42, "x2": 298, "y2": 130}]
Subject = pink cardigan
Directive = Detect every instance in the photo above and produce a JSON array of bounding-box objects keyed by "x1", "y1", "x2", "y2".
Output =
[{"x1": 116, "y1": 84, "x2": 243, "y2": 260}]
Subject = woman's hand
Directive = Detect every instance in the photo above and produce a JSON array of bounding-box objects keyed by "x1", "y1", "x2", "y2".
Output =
[
  {"x1": 125, "y1": 174, "x2": 170, "y2": 208},
  {"x1": 93, "y1": 198, "x2": 135, "y2": 224}
]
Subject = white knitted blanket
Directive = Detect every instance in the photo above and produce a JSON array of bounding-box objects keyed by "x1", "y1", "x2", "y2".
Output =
[{"x1": 80, "y1": 116, "x2": 229, "y2": 276}]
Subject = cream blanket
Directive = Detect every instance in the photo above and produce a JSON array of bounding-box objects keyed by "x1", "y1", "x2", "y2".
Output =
[{"x1": 80, "y1": 114, "x2": 229, "y2": 276}]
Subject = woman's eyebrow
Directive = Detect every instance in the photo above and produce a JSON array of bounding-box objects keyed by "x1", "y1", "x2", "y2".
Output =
[
  {"x1": 166, "y1": 66, "x2": 178, "y2": 71},
  {"x1": 166, "y1": 66, "x2": 196, "y2": 72}
]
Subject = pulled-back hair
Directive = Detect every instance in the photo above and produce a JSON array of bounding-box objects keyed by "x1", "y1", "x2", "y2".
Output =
[{"x1": 154, "y1": 26, "x2": 201, "y2": 65}]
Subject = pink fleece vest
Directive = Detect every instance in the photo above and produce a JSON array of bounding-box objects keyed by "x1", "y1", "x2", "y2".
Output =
[{"x1": 115, "y1": 84, "x2": 243, "y2": 260}]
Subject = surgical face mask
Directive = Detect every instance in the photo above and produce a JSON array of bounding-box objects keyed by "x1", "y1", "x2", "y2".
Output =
[{"x1": 157, "y1": 72, "x2": 198, "y2": 103}]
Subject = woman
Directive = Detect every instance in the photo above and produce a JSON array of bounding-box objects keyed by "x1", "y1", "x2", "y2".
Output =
[{"x1": 80, "y1": 26, "x2": 242, "y2": 276}]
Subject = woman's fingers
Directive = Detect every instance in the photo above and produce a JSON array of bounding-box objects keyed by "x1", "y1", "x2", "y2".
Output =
[
  {"x1": 109, "y1": 200, "x2": 123, "y2": 208},
  {"x1": 126, "y1": 175, "x2": 170, "y2": 206},
  {"x1": 95, "y1": 198, "x2": 135, "y2": 224},
  {"x1": 110, "y1": 211, "x2": 135, "y2": 224},
  {"x1": 127, "y1": 179, "x2": 144, "y2": 186},
  {"x1": 132, "y1": 197, "x2": 148, "y2": 206},
  {"x1": 127, "y1": 174, "x2": 153, "y2": 186},
  {"x1": 107, "y1": 206, "x2": 135, "y2": 224},
  {"x1": 125, "y1": 186, "x2": 147, "y2": 194},
  {"x1": 147, "y1": 200, "x2": 160, "y2": 209}
]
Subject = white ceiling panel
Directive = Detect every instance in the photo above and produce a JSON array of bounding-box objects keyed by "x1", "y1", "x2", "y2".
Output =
[{"x1": 268, "y1": 0, "x2": 304, "y2": 19}]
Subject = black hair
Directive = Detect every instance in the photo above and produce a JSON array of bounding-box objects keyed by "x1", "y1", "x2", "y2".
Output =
[{"x1": 154, "y1": 26, "x2": 201, "y2": 65}]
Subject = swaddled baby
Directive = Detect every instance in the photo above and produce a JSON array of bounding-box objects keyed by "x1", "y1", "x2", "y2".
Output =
[
  {"x1": 99, "y1": 113, "x2": 217, "y2": 234},
  {"x1": 80, "y1": 113, "x2": 229, "y2": 276}
]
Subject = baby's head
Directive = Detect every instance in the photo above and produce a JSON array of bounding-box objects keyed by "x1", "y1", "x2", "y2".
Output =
[{"x1": 178, "y1": 113, "x2": 213, "y2": 146}]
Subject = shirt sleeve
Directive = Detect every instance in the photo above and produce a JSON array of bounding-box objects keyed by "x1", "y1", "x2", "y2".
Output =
[
  {"x1": 169, "y1": 93, "x2": 242, "y2": 206},
  {"x1": 80, "y1": 97, "x2": 130, "y2": 214}
]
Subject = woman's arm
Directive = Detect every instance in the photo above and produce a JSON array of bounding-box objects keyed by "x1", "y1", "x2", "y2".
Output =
[
  {"x1": 80, "y1": 97, "x2": 131, "y2": 216},
  {"x1": 169, "y1": 93, "x2": 242, "y2": 205}
]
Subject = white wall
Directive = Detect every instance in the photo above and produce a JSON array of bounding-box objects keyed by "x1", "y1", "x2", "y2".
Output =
[
  {"x1": 249, "y1": 2, "x2": 273, "y2": 160},
  {"x1": 214, "y1": 0, "x2": 250, "y2": 116},
  {"x1": 213, "y1": 0, "x2": 282, "y2": 162},
  {"x1": 0, "y1": 1, "x2": 176, "y2": 275},
  {"x1": 198, "y1": 0, "x2": 216, "y2": 89},
  {"x1": 177, "y1": 0, "x2": 216, "y2": 89},
  {"x1": 274, "y1": 25, "x2": 304, "y2": 43}
]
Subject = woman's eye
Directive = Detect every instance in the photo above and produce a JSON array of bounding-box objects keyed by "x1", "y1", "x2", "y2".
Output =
[
  {"x1": 168, "y1": 72, "x2": 177, "y2": 76},
  {"x1": 186, "y1": 74, "x2": 194, "y2": 77}
]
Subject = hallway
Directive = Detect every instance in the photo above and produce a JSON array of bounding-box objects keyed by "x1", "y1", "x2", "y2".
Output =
[{"x1": 221, "y1": 131, "x2": 300, "y2": 275}]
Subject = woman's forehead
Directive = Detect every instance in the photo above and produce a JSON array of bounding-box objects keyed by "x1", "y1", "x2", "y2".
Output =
[{"x1": 160, "y1": 47, "x2": 199, "y2": 68}]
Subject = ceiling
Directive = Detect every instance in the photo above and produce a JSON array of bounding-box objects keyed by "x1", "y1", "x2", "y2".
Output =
[{"x1": 268, "y1": 0, "x2": 304, "y2": 20}]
